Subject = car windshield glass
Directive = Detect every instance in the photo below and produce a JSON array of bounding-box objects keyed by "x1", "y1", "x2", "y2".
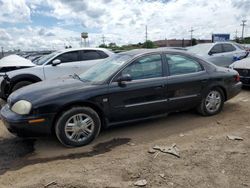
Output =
[
  {"x1": 188, "y1": 44, "x2": 212, "y2": 54},
  {"x1": 79, "y1": 54, "x2": 131, "y2": 83},
  {"x1": 32, "y1": 51, "x2": 61, "y2": 65}
]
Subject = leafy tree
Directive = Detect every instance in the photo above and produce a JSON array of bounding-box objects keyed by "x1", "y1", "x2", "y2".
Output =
[
  {"x1": 142, "y1": 40, "x2": 157, "y2": 48},
  {"x1": 99, "y1": 44, "x2": 108, "y2": 48},
  {"x1": 191, "y1": 38, "x2": 197, "y2": 46}
]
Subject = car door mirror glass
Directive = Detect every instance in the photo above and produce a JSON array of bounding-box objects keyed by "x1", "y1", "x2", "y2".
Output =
[
  {"x1": 117, "y1": 74, "x2": 132, "y2": 83},
  {"x1": 52, "y1": 59, "x2": 61, "y2": 66}
]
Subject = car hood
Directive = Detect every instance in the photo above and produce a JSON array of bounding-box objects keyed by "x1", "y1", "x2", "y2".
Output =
[
  {"x1": 230, "y1": 57, "x2": 250, "y2": 69},
  {"x1": 9, "y1": 78, "x2": 102, "y2": 106},
  {"x1": 0, "y1": 55, "x2": 35, "y2": 67}
]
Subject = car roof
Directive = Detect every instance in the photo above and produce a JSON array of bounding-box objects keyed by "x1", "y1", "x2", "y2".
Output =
[
  {"x1": 59, "y1": 47, "x2": 113, "y2": 53},
  {"x1": 119, "y1": 48, "x2": 188, "y2": 57}
]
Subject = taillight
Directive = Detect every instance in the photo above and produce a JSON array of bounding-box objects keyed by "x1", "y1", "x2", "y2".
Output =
[{"x1": 235, "y1": 74, "x2": 240, "y2": 82}]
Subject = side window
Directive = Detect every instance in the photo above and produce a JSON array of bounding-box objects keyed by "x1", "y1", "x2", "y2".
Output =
[
  {"x1": 56, "y1": 51, "x2": 79, "y2": 63},
  {"x1": 121, "y1": 54, "x2": 162, "y2": 80},
  {"x1": 210, "y1": 44, "x2": 223, "y2": 54},
  {"x1": 223, "y1": 44, "x2": 236, "y2": 52},
  {"x1": 80, "y1": 50, "x2": 102, "y2": 61},
  {"x1": 166, "y1": 54, "x2": 203, "y2": 76},
  {"x1": 97, "y1": 51, "x2": 109, "y2": 58}
]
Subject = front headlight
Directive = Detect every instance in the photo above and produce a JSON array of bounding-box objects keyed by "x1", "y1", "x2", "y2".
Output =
[{"x1": 11, "y1": 100, "x2": 32, "y2": 115}]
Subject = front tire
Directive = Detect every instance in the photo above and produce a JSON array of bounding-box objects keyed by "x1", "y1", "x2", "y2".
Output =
[
  {"x1": 12, "y1": 81, "x2": 33, "y2": 92},
  {"x1": 197, "y1": 88, "x2": 225, "y2": 116},
  {"x1": 55, "y1": 107, "x2": 101, "y2": 147}
]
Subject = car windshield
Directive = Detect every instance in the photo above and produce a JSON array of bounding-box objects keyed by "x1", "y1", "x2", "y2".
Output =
[
  {"x1": 79, "y1": 54, "x2": 131, "y2": 83},
  {"x1": 32, "y1": 51, "x2": 61, "y2": 65},
  {"x1": 188, "y1": 44, "x2": 212, "y2": 54}
]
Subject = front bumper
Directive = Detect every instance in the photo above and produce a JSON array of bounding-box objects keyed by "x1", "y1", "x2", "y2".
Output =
[
  {"x1": 227, "y1": 82, "x2": 242, "y2": 100},
  {"x1": 0, "y1": 104, "x2": 55, "y2": 136},
  {"x1": 239, "y1": 76, "x2": 250, "y2": 86}
]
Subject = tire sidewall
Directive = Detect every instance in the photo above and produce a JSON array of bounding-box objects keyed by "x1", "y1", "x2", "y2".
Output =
[
  {"x1": 55, "y1": 107, "x2": 101, "y2": 147},
  {"x1": 12, "y1": 81, "x2": 33, "y2": 92}
]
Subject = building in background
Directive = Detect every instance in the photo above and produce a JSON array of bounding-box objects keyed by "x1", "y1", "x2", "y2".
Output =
[{"x1": 154, "y1": 39, "x2": 212, "y2": 48}]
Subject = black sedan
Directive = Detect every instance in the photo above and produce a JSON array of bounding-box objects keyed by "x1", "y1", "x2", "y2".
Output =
[{"x1": 1, "y1": 49, "x2": 242, "y2": 147}]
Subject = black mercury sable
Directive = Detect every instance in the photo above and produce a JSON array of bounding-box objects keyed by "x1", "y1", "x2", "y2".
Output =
[{"x1": 1, "y1": 49, "x2": 242, "y2": 147}]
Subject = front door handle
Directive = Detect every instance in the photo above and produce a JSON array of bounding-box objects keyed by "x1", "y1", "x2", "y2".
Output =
[{"x1": 201, "y1": 79, "x2": 208, "y2": 83}]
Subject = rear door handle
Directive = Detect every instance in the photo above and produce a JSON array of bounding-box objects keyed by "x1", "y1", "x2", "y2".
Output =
[
  {"x1": 201, "y1": 79, "x2": 208, "y2": 83},
  {"x1": 154, "y1": 84, "x2": 165, "y2": 90}
]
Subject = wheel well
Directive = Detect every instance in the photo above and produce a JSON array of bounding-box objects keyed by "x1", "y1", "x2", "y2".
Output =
[
  {"x1": 10, "y1": 75, "x2": 42, "y2": 91},
  {"x1": 51, "y1": 102, "x2": 105, "y2": 135}
]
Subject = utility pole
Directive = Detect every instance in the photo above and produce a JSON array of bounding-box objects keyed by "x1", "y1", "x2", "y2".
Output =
[
  {"x1": 1, "y1": 47, "x2": 3, "y2": 58},
  {"x1": 101, "y1": 35, "x2": 106, "y2": 45},
  {"x1": 145, "y1": 25, "x2": 148, "y2": 42},
  {"x1": 241, "y1": 20, "x2": 247, "y2": 43},
  {"x1": 189, "y1": 27, "x2": 194, "y2": 46},
  {"x1": 235, "y1": 30, "x2": 238, "y2": 39}
]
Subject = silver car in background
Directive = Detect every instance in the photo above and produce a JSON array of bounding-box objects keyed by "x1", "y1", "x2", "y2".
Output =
[{"x1": 188, "y1": 42, "x2": 248, "y2": 67}]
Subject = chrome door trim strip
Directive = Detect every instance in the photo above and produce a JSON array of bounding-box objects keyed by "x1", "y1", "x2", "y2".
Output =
[{"x1": 125, "y1": 99, "x2": 168, "y2": 108}]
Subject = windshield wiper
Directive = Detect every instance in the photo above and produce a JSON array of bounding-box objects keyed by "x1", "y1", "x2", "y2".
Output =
[
  {"x1": 70, "y1": 73, "x2": 89, "y2": 82},
  {"x1": 73, "y1": 73, "x2": 81, "y2": 80}
]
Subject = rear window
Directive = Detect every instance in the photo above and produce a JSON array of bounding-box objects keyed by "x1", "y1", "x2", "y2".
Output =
[{"x1": 97, "y1": 50, "x2": 109, "y2": 58}]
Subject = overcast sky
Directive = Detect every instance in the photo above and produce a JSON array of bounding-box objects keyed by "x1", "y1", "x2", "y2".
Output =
[{"x1": 0, "y1": 0, "x2": 249, "y2": 51}]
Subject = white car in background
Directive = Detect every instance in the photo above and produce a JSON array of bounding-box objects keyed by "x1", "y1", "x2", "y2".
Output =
[
  {"x1": 230, "y1": 56, "x2": 250, "y2": 86},
  {"x1": 0, "y1": 48, "x2": 113, "y2": 99},
  {"x1": 188, "y1": 42, "x2": 248, "y2": 67}
]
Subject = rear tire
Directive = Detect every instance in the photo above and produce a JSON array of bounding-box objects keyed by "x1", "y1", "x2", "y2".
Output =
[
  {"x1": 12, "y1": 81, "x2": 33, "y2": 92},
  {"x1": 197, "y1": 88, "x2": 225, "y2": 116},
  {"x1": 55, "y1": 107, "x2": 101, "y2": 147}
]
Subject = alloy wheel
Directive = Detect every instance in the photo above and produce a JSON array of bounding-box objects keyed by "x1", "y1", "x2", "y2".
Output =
[
  {"x1": 64, "y1": 113, "x2": 95, "y2": 142},
  {"x1": 205, "y1": 90, "x2": 222, "y2": 113}
]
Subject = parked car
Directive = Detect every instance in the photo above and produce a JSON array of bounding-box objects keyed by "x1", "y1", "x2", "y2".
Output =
[
  {"x1": 230, "y1": 56, "x2": 250, "y2": 86},
  {"x1": 1, "y1": 49, "x2": 242, "y2": 147},
  {"x1": 188, "y1": 42, "x2": 248, "y2": 67},
  {"x1": 0, "y1": 48, "x2": 114, "y2": 99}
]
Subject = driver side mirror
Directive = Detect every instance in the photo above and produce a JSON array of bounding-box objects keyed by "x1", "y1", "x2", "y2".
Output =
[
  {"x1": 208, "y1": 51, "x2": 214, "y2": 56},
  {"x1": 117, "y1": 74, "x2": 132, "y2": 85},
  {"x1": 52, "y1": 59, "x2": 61, "y2": 66}
]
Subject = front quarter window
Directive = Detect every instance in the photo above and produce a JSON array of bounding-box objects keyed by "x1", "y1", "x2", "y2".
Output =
[{"x1": 121, "y1": 54, "x2": 163, "y2": 80}]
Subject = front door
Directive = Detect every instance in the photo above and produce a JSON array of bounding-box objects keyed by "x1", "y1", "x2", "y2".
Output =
[
  {"x1": 108, "y1": 54, "x2": 167, "y2": 123},
  {"x1": 43, "y1": 50, "x2": 81, "y2": 80}
]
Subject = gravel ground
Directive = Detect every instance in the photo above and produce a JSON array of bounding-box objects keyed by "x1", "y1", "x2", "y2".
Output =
[{"x1": 0, "y1": 90, "x2": 249, "y2": 188}]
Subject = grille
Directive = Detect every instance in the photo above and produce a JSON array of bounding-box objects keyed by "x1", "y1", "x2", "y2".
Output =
[{"x1": 234, "y1": 69, "x2": 250, "y2": 77}]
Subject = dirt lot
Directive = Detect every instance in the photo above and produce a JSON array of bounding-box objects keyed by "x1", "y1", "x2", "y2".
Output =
[{"x1": 0, "y1": 90, "x2": 249, "y2": 188}]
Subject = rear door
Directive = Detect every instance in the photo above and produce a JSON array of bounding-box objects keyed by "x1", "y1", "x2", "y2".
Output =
[
  {"x1": 165, "y1": 53, "x2": 209, "y2": 111},
  {"x1": 108, "y1": 53, "x2": 167, "y2": 123},
  {"x1": 76, "y1": 50, "x2": 110, "y2": 74},
  {"x1": 221, "y1": 43, "x2": 237, "y2": 66}
]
